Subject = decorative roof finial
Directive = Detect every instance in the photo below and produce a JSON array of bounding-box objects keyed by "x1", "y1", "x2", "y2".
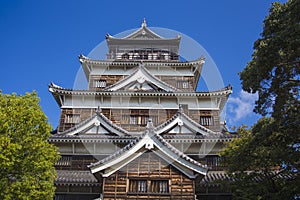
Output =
[
  {"x1": 95, "y1": 106, "x2": 102, "y2": 115},
  {"x1": 146, "y1": 118, "x2": 154, "y2": 130},
  {"x1": 142, "y1": 18, "x2": 147, "y2": 27},
  {"x1": 178, "y1": 104, "x2": 183, "y2": 113}
]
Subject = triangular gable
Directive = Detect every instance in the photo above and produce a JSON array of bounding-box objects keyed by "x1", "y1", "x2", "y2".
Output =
[
  {"x1": 124, "y1": 80, "x2": 161, "y2": 91},
  {"x1": 58, "y1": 112, "x2": 129, "y2": 136},
  {"x1": 104, "y1": 64, "x2": 179, "y2": 92},
  {"x1": 88, "y1": 123, "x2": 208, "y2": 178},
  {"x1": 123, "y1": 19, "x2": 163, "y2": 39},
  {"x1": 154, "y1": 109, "x2": 219, "y2": 136}
]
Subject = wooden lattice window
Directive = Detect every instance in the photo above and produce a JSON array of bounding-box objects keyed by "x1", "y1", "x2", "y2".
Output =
[
  {"x1": 206, "y1": 156, "x2": 221, "y2": 168},
  {"x1": 128, "y1": 179, "x2": 169, "y2": 194},
  {"x1": 150, "y1": 180, "x2": 169, "y2": 193},
  {"x1": 129, "y1": 180, "x2": 147, "y2": 193},
  {"x1": 177, "y1": 80, "x2": 189, "y2": 89},
  {"x1": 93, "y1": 80, "x2": 106, "y2": 88},
  {"x1": 200, "y1": 116, "x2": 214, "y2": 126},
  {"x1": 130, "y1": 115, "x2": 149, "y2": 126},
  {"x1": 65, "y1": 114, "x2": 80, "y2": 124},
  {"x1": 125, "y1": 110, "x2": 158, "y2": 126}
]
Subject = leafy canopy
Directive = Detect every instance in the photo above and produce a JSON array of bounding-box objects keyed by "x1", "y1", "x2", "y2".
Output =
[
  {"x1": 222, "y1": 0, "x2": 300, "y2": 199},
  {"x1": 0, "y1": 91, "x2": 60, "y2": 200}
]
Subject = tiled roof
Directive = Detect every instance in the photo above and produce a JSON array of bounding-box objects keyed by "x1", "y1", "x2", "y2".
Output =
[
  {"x1": 79, "y1": 55, "x2": 204, "y2": 66},
  {"x1": 49, "y1": 83, "x2": 231, "y2": 97},
  {"x1": 155, "y1": 133, "x2": 207, "y2": 169},
  {"x1": 53, "y1": 112, "x2": 129, "y2": 136},
  {"x1": 55, "y1": 170, "x2": 99, "y2": 184},
  {"x1": 88, "y1": 122, "x2": 208, "y2": 177},
  {"x1": 154, "y1": 110, "x2": 218, "y2": 136},
  {"x1": 199, "y1": 170, "x2": 297, "y2": 186},
  {"x1": 200, "y1": 171, "x2": 231, "y2": 185},
  {"x1": 49, "y1": 107, "x2": 237, "y2": 142},
  {"x1": 88, "y1": 133, "x2": 145, "y2": 168}
]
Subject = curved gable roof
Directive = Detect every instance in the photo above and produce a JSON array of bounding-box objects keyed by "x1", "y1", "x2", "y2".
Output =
[
  {"x1": 123, "y1": 19, "x2": 163, "y2": 39},
  {"x1": 154, "y1": 108, "x2": 220, "y2": 136},
  {"x1": 104, "y1": 64, "x2": 180, "y2": 92},
  {"x1": 56, "y1": 110, "x2": 129, "y2": 136},
  {"x1": 88, "y1": 121, "x2": 208, "y2": 178}
]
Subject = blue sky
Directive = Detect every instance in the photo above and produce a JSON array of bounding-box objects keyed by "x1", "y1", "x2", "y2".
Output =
[{"x1": 0, "y1": 0, "x2": 286, "y2": 130}]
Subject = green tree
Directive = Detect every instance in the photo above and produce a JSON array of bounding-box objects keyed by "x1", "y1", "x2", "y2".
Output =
[
  {"x1": 0, "y1": 91, "x2": 60, "y2": 200},
  {"x1": 222, "y1": 0, "x2": 300, "y2": 199},
  {"x1": 222, "y1": 118, "x2": 299, "y2": 199}
]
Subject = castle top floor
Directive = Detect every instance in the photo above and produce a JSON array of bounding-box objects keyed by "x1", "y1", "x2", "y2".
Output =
[
  {"x1": 78, "y1": 19, "x2": 205, "y2": 91},
  {"x1": 105, "y1": 19, "x2": 181, "y2": 61}
]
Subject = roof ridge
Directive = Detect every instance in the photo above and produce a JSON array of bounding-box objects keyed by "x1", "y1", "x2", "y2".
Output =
[
  {"x1": 180, "y1": 112, "x2": 218, "y2": 135},
  {"x1": 88, "y1": 125, "x2": 208, "y2": 176},
  {"x1": 88, "y1": 133, "x2": 144, "y2": 168},
  {"x1": 154, "y1": 133, "x2": 207, "y2": 169},
  {"x1": 154, "y1": 108, "x2": 219, "y2": 136},
  {"x1": 104, "y1": 66, "x2": 140, "y2": 91},
  {"x1": 56, "y1": 113, "x2": 98, "y2": 135}
]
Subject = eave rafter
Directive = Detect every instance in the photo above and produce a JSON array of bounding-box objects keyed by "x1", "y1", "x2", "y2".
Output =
[
  {"x1": 79, "y1": 54, "x2": 205, "y2": 68},
  {"x1": 49, "y1": 83, "x2": 232, "y2": 99}
]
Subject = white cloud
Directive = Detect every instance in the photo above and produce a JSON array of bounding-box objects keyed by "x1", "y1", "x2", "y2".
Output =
[{"x1": 226, "y1": 90, "x2": 258, "y2": 125}]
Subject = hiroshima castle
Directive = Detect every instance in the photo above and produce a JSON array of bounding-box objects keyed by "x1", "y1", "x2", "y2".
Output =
[{"x1": 49, "y1": 19, "x2": 235, "y2": 200}]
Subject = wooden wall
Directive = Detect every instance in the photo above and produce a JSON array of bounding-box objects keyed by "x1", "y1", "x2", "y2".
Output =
[
  {"x1": 156, "y1": 76, "x2": 195, "y2": 92},
  {"x1": 58, "y1": 108, "x2": 94, "y2": 132},
  {"x1": 89, "y1": 75, "x2": 125, "y2": 90},
  {"x1": 58, "y1": 108, "x2": 219, "y2": 132},
  {"x1": 102, "y1": 151, "x2": 195, "y2": 200},
  {"x1": 102, "y1": 109, "x2": 177, "y2": 132},
  {"x1": 189, "y1": 110, "x2": 220, "y2": 132}
]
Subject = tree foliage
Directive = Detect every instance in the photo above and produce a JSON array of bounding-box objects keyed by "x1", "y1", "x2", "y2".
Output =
[
  {"x1": 0, "y1": 91, "x2": 60, "y2": 200},
  {"x1": 222, "y1": 0, "x2": 300, "y2": 199},
  {"x1": 222, "y1": 118, "x2": 299, "y2": 199},
  {"x1": 240, "y1": 0, "x2": 300, "y2": 118}
]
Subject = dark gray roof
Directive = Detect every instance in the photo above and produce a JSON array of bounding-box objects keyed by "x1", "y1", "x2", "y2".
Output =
[
  {"x1": 88, "y1": 128, "x2": 207, "y2": 171},
  {"x1": 55, "y1": 170, "x2": 99, "y2": 184},
  {"x1": 200, "y1": 171, "x2": 231, "y2": 185},
  {"x1": 88, "y1": 133, "x2": 144, "y2": 167},
  {"x1": 199, "y1": 170, "x2": 297, "y2": 186}
]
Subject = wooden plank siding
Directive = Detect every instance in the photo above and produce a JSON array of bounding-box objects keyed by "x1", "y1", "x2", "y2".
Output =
[
  {"x1": 102, "y1": 151, "x2": 195, "y2": 200},
  {"x1": 58, "y1": 108, "x2": 95, "y2": 132},
  {"x1": 58, "y1": 108, "x2": 219, "y2": 132},
  {"x1": 157, "y1": 75, "x2": 196, "y2": 92},
  {"x1": 102, "y1": 109, "x2": 177, "y2": 132},
  {"x1": 89, "y1": 75, "x2": 125, "y2": 91}
]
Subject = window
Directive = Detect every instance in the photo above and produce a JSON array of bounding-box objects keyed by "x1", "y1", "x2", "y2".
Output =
[
  {"x1": 182, "y1": 81, "x2": 189, "y2": 89},
  {"x1": 205, "y1": 156, "x2": 224, "y2": 170},
  {"x1": 93, "y1": 80, "x2": 106, "y2": 88},
  {"x1": 65, "y1": 114, "x2": 80, "y2": 124},
  {"x1": 126, "y1": 110, "x2": 158, "y2": 126},
  {"x1": 123, "y1": 114, "x2": 158, "y2": 126},
  {"x1": 130, "y1": 115, "x2": 149, "y2": 126},
  {"x1": 177, "y1": 80, "x2": 190, "y2": 89},
  {"x1": 129, "y1": 180, "x2": 147, "y2": 193},
  {"x1": 200, "y1": 116, "x2": 214, "y2": 126},
  {"x1": 128, "y1": 179, "x2": 169, "y2": 194},
  {"x1": 151, "y1": 180, "x2": 169, "y2": 193}
]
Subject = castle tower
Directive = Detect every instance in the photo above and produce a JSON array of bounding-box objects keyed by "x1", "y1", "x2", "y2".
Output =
[{"x1": 49, "y1": 20, "x2": 234, "y2": 200}]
